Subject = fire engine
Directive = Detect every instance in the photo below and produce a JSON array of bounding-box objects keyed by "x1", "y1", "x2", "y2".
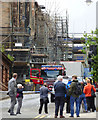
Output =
[{"x1": 30, "y1": 65, "x2": 66, "y2": 90}]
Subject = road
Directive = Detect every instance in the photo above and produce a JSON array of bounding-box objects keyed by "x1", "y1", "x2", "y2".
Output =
[{"x1": 0, "y1": 93, "x2": 97, "y2": 119}]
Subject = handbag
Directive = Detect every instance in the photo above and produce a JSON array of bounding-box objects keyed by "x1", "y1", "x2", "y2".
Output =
[
  {"x1": 91, "y1": 86, "x2": 96, "y2": 97},
  {"x1": 16, "y1": 93, "x2": 19, "y2": 98},
  {"x1": 51, "y1": 93, "x2": 55, "y2": 103},
  {"x1": 43, "y1": 97, "x2": 49, "y2": 103}
]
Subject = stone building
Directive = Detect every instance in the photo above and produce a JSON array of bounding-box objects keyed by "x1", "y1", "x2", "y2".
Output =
[
  {"x1": 0, "y1": 1, "x2": 55, "y2": 85},
  {"x1": 0, "y1": 52, "x2": 12, "y2": 91}
]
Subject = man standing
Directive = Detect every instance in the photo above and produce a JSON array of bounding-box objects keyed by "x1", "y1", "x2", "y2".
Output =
[
  {"x1": 54, "y1": 75, "x2": 66, "y2": 118},
  {"x1": 69, "y1": 75, "x2": 82, "y2": 117},
  {"x1": 39, "y1": 83, "x2": 49, "y2": 114},
  {"x1": 8, "y1": 73, "x2": 17, "y2": 115}
]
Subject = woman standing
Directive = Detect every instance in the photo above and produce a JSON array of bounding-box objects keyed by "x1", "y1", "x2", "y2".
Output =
[{"x1": 83, "y1": 79, "x2": 96, "y2": 112}]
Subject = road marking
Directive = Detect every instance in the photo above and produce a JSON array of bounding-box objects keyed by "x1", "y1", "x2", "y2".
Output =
[
  {"x1": 34, "y1": 114, "x2": 47, "y2": 119},
  {"x1": 34, "y1": 115, "x2": 41, "y2": 118}
]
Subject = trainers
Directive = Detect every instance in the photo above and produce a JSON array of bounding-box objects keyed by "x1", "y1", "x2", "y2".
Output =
[
  {"x1": 16, "y1": 112, "x2": 21, "y2": 114},
  {"x1": 60, "y1": 115, "x2": 65, "y2": 118},
  {"x1": 88, "y1": 111, "x2": 90, "y2": 113},
  {"x1": 10, "y1": 113, "x2": 16, "y2": 116},
  {"x1": 8, "y1": 109, "x2": 10, "y2": 113},
  {"x1": 45, "y1": 112, "x2": 48, "y2": 114},
  {"x1": 77, "y1": 115, "x2": 80, "y2": 117},
  {"x1": 54, "y1": 115, "x2": 57, "y2": 118},
  {"x1": 69, "y1": 116, "x2": 74, "y2": 117}
]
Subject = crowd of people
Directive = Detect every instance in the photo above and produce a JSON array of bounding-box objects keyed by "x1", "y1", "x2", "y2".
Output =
[
  {"x1": 39, "y1": 75, "x2": 96, "y2": 118},
  {"x1": 7, "y1": 73, "x2": 96, "y2": 118}
]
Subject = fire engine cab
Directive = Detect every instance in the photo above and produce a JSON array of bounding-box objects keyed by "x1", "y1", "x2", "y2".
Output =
[{"x1": 30, "y1": 65, "x2": 66, "y2": 90}]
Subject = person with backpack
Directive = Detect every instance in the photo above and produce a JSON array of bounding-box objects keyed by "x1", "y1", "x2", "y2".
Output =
[{"x1": 69, "y1": 75, "x2": 82, "y2": 117}]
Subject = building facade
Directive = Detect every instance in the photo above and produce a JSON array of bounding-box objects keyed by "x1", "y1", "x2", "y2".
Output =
[
  {"x1": 0, "y1": 52, "x2": 12, "y2": 91},
  {"x1": 1, "y1": 1, "x2": 55, "y2": 85}
]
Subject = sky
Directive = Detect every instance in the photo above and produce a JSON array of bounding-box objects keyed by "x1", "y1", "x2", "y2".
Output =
[{"x1": 36, "y1": 0, "x2": 97, "y2": 36}]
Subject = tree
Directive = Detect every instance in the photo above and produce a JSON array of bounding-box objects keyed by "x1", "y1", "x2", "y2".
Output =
[{"x1": 81, "y1": 29, "x2": 98, "y2": 82}]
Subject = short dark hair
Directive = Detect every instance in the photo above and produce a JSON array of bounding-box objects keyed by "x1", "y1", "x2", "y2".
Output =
[
  {"x1": 72, "y1": 75, "x2": 77, "y2": 79},
  {"x1": 13, "y1": 73, "x2": 17, "y2": 78}
]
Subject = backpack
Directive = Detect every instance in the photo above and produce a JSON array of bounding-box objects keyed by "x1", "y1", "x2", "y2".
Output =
[{"x1": 73, "y1": 82, "x2": 82, "y2": 96}]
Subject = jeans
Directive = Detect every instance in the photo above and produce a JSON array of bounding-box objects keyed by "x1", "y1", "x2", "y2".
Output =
[
  {"x1": 70, "y1": 96, "x2": 80, "y2": 116},
  {"x1": 79, "y1": 94, "x2": 87, "y2": 111},
  {"x1": 55, "y1": 96, "x2": 65, "y2": 116}
]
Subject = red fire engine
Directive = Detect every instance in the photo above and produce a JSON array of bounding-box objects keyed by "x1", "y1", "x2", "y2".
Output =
[{"x1": 30, "y1": 65, "x2": 66, "y2": 90}]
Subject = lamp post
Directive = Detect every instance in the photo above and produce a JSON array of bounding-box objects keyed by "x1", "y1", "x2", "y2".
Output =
[{"x1": 85, "y1": 0, "x2": 92, "y2": 5}]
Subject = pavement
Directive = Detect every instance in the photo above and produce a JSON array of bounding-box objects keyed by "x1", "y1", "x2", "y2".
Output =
[{"x1": 0, "y1": 91, "x2": 98, "y2": 119}]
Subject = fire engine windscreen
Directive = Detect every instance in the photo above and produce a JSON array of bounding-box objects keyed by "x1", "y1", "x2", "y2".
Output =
[
  {"x1": 41, "y1": 70, "x2": 62, "y2": 79},
  {"x1": 32, "y1": 70, "x2": 39, "y2": 77}
]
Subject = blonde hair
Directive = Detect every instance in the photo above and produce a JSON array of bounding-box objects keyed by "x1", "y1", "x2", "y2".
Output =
[{"x1": 87, "y1": 79, "x2": 90, "y2": 83}]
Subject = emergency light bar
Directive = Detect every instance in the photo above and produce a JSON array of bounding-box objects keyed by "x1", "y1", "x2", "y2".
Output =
[
  {"x1": 41, "y1": 65, "x2": 62, "y2": 68},
  {"x1": 41, "y1": 68, "x2": 63, "y2": 70}
]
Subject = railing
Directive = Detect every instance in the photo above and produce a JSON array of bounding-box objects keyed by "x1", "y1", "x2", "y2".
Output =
[
  {"x1": 0, "y1": 27, "x2": 31, "y2": 35},
  {"x1": 14, "y1": 56, "x2": 29, "y2": 62},
  {"x1": 32, "y1": 47, "x2": 48, "y2": 54},
  {"x1": 72, "y1": 47, "x2": 83, "y2": 53}
]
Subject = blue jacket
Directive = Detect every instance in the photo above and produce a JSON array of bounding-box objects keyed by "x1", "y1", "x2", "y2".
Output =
[
  {"x1": 67, "y1": 81, "x2": 72, "y2": 88},
  {"x1": 65, "y1": 81, "x2": 72, "y2": 98},
  {"x1": 54, "y1": 81, "x2": 66, "y2": 97}
]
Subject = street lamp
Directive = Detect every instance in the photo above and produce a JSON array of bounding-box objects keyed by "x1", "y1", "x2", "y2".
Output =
[{"x1": 85, "y1": 0, "x2": 93, "y2": 5}]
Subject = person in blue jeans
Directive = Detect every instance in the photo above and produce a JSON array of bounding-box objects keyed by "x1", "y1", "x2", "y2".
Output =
[
  {"x1": 79, "y1": 82, "x2": 87, "y2": 112},
  {"x1": 70, "y1": 96, "x2": 80, "y2": 117},
  {"x1": 69, "y1": 75, "x2": 82, "y2": 117}
]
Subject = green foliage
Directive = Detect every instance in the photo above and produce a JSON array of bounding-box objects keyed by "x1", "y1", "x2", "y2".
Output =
[
  {"x1": 81, "y1": 47, "x2": 86, "y2": 54},
  {"x1": 7, "y1": 54, "x2": 14, "y2": 61},
  {"x1": 0, "y1": 44, "x2": 5, "y2": 53},
  {"x1": 82, "y1": 29, "x2": 98, "y2": 82},
  {"x1": 91, "y1": 47, "x2": 98, "y2": 82}
]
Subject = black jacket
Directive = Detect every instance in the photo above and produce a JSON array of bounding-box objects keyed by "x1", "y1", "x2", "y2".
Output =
[
  {"x1": 54, "y1": 81, "x2": 66, "y2": 97},
  {"x1": 17, "y1": 88, "x2": 23, "y2": 98}
]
